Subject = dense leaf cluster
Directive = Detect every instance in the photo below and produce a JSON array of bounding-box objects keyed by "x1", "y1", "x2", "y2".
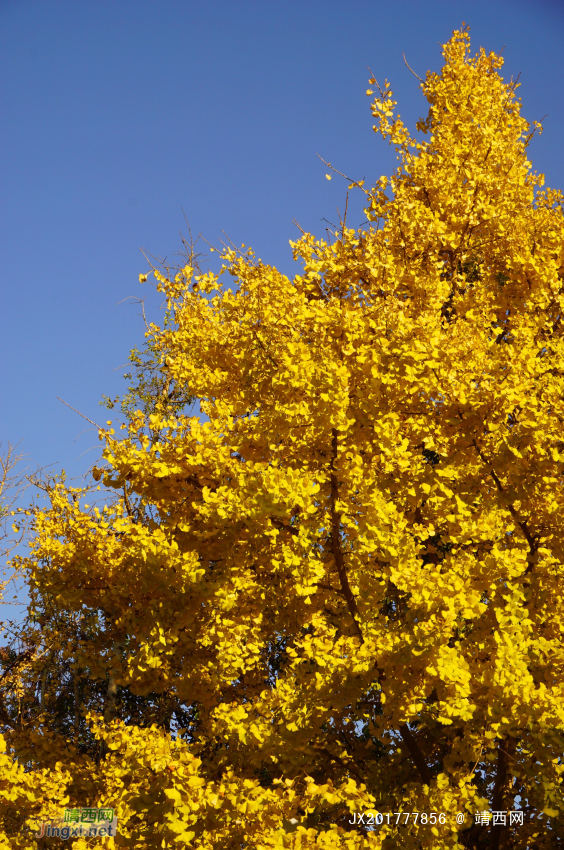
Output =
[{"x1": 2, "y1": 27, "x2": 564, "y2": 850}]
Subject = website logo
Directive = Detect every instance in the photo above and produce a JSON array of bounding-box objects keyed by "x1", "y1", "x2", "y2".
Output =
[{"x1": 35, "y1": 807, "x2": 118, "y2": 840}]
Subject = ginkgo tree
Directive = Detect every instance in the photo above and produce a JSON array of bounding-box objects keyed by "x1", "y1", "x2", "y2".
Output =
[{"x1": 2, "y1": 25, "x2": 564, "y2": 850}]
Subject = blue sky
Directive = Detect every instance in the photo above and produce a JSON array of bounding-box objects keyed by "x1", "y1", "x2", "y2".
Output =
[{"x1": 1, "y1": 0, "x2": 564, "y2": 485}]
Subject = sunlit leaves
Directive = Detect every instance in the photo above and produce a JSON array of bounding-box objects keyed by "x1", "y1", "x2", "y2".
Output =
[{"x1": 4, "y1": 26, "x2": 564, "y2": 849}]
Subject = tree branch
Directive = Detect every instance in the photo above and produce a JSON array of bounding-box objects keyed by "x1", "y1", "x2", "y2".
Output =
[
  {"x1": 403, "y1": 53, "x2": 424, "y2": 83},
  {"x1": 104, "y1": 641, "x2": 123, "y2": 724},
  {"x1": 490, "y1": 737, "x2": 516, "y2": 850},
  {"x1": 269, "y1": 517, "x2": 298, "y2": 537},
  {"x1": 471, "y1": 440, "x2": 538, "y2": 559},
  {"x1": 399, "y1": 723, "x2": 432, "y2": 785},
  {"x1": 330, "y1": 429, "x2": 364, "y2": 643}
]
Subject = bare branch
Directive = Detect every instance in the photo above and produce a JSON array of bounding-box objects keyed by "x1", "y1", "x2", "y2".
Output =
[
  {"x1": 57, "y1": 397, "x2": 103, "y2": 430},
  {"x1": 316, "y1": 154, "x2": 368, "y2": 195},
  {"x1": 403, "y1": 53, "x2": 424, "y2": 84},
  {"x1": 0, "y1": 442, "x2": 28, "y2": 561}
]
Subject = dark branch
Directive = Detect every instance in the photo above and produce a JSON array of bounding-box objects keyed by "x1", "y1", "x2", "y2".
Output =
[
  {"x1": 330, "y1": 429, "x2": 364, "y2": 643},
  {"x1": 399, "y1": 723, "x2": 432, "y2": 785}
]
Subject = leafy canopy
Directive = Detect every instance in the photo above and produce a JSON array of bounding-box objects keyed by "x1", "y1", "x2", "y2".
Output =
[{"x1": 3, "y1": 27, "x2": 564, "y2": 850}]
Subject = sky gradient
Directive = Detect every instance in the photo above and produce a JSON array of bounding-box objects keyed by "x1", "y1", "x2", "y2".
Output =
[{"x1": 2, "y1": 0, "x2": 564, "y2": 486}]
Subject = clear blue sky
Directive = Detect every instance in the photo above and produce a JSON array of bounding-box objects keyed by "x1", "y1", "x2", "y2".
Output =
[{"x1": 1, "y1": 0, "x2": 564, "y2": 483}]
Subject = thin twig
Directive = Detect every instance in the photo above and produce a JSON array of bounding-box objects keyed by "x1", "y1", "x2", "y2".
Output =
[
  {"x1": 403, "y1": 53, "x2": 424, "y2": 84},
  {"x1": 316, "y1": 154, "x2": 369, "y2": 195},
  {"x1": 57, "y1": 398, "x2": 103, "y2": 430}
]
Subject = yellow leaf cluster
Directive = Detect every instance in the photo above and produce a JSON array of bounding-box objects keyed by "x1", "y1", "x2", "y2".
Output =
[{"x1": 5, "y1": 26, "x2": 564, "y2": 849}]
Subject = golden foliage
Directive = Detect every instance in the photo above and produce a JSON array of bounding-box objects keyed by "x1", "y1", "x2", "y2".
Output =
[{"x1": 3, "y1": 27, "x2": 564, "y2": 849}]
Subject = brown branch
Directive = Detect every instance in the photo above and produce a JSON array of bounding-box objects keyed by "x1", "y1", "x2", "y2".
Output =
[
  {"x1": 403, "y1": 53, "x2": 424, "y2": 83},
  {"x1": 316, "y1": 154, "x2": 369, "y2": 195},
  {"x1": 490, "y1": 737, "x2": 517, "y2": 850},
  {"x1": 0, "y1": 647, "x2": 35, "y2": 684},
  {"x1": 123, "y1": 482, "x2": 134, "y2": 518},
  {"x1": 330, "y1": 429, "x2": 363, "y2": 643},
  {"x1": 314, "y1": 745, "x2": 363, "y2": 783},
  {"x1": 73, "y1": 670, "x2": 80, "y2": 743},
  {"x1": 269, "y1": 517, "x2": 299, "y2": 537},
  {"x1": 399, "y1": 723, "x2": 432, "y2": 785},
  {"x1": 316, "y1": 582, "x2": 344, "y2": 596},
  {"x1": 471, "y1": 440, "x2": 538, "y2": 558},
  {"x1": 104, "y1": 641, "x2": 123, "y2": 724},
  {"x1": 57, "y1": 397, "x2": 103, "y2": 430},
  {"x1": 250, "y1": 326, "x2": 280, "y2": 369},
  {"x1": 0, "y1": 690, "x2": 15, "y2": 729}
]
